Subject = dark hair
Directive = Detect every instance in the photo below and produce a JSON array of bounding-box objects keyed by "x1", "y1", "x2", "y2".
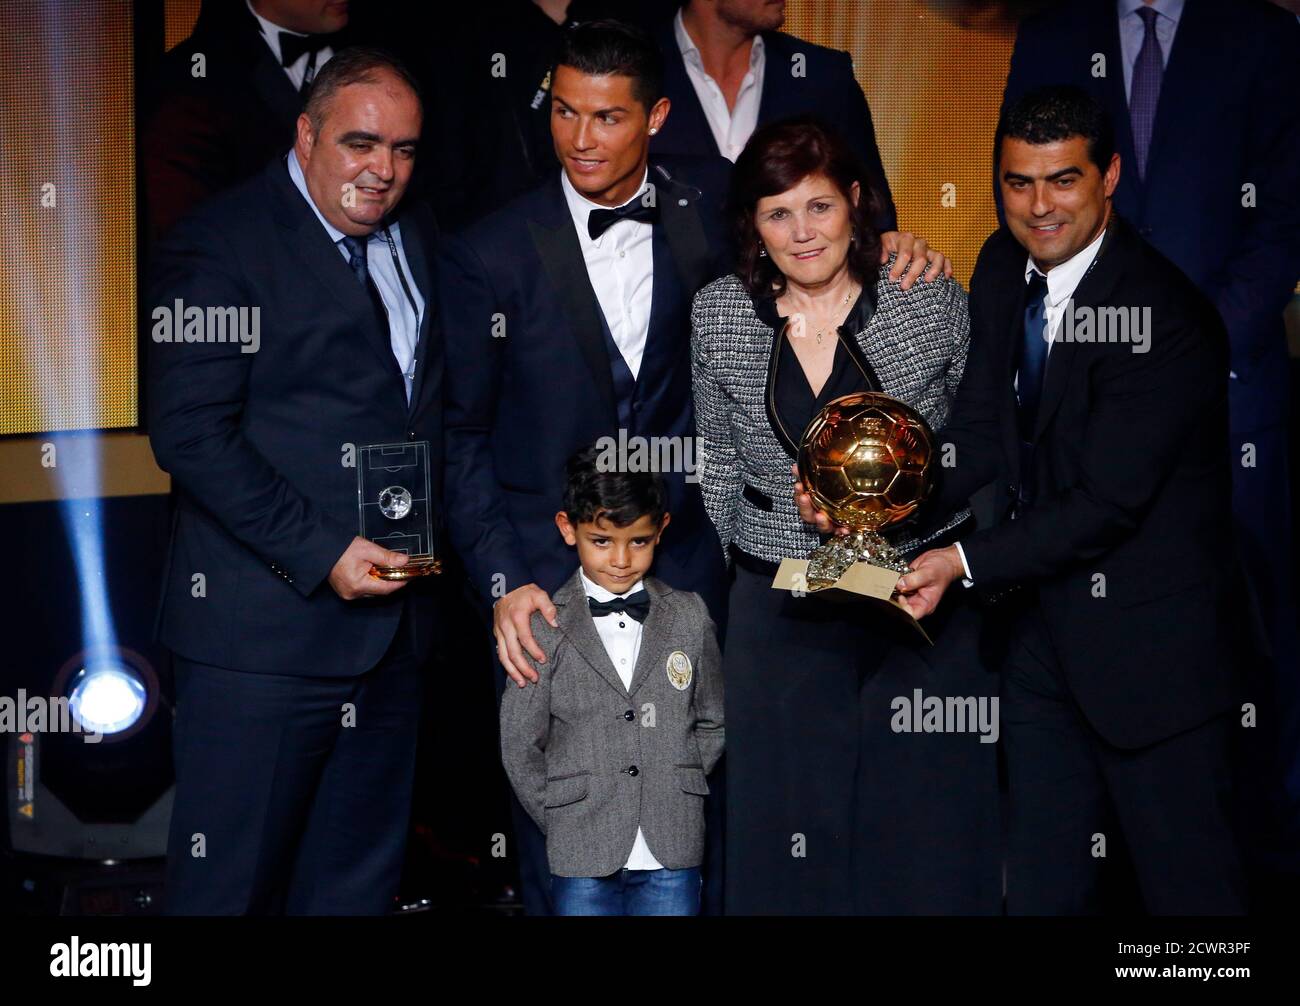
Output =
[
  {"x1": 562, "y1": 444, "x2": 667, "y2": 528},
  {"x1": 994, "y1": 85, "x2": 1115, "y2": 175},
  {"x1": 729, "y1": 116, "x2": 884, "y2": 299},
  {"x1": 554, "y1": 19, "x2": 664, "y2": 112},
  {"x1": 304, "y1": 46, "x2": 422, "y2": 132}
]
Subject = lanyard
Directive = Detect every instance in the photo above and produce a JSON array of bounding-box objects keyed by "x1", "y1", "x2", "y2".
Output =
[{"x1": 379, "y1": 225, "x2": 421, "y2": 322}]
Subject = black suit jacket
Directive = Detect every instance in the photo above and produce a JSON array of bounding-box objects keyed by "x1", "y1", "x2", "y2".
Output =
[
  {"x1": 650, "y1": 20, "x2": 897, "y2": 232},
  {"x1": 1001, "y1": 0, "x2": 1300, "y2": 429},
  {"x1": 141, "y1": 1, "x2": 353, "y2": 241},
  {"x1": 438, "y1": 158, "x2": 731, "y2": 612},
  {"x1": 147, "y1": 157, "x2": 443, "y2": 677},
  {"x1": 937, "y1": 216, "x2": 1235, "y2": 749}
]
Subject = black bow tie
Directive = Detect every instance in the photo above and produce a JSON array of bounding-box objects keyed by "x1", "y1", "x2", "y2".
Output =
[
  {"x1": 587, "y1": 199, "x2": 659, "y2": 240},
  {"x1": 588, "y1": 589, "x2": 650, "y2": 623},
  {"x1": 279, "y1": 31, "x2": 334, "y2": 67}
]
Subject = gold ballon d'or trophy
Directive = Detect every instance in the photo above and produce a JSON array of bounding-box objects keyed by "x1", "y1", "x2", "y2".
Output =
[{"x1": 771, "y1": 392, "x2": 935, "y2": 642}]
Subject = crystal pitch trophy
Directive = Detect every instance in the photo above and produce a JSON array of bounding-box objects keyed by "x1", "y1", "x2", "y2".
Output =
[{"x1": 357, "y1": 441, "x2": 441, "y2": 580}]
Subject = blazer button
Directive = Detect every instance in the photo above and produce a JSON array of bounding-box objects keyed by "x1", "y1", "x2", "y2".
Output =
[
  {"x1": 626, "y1": 765, "x2": 639, "y2": 777},
  {"x1": 623, "y1": 710, "x2": 635, "y2": 721}
]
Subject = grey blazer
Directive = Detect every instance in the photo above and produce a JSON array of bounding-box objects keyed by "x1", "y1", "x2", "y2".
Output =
[
  {"x1": 690, "y1": 264, "x2": 973, "y2": 565},
  {"x1": 499, "y1": 571, "x2": 724, "y2": 878}
]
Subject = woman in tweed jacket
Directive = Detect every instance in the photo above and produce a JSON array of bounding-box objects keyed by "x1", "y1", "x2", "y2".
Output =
[{"x1": 693, "y1": 118, "x2": 1000, "y2": 915}]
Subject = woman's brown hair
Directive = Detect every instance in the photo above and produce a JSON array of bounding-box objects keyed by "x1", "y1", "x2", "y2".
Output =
[{"x1": 729, "y1": 116, "x2": 884, "y2": 299}]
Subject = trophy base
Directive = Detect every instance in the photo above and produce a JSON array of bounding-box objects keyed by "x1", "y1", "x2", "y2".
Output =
[
  {"x1": 805, "y1": 530, "x2": 910, "y2": 591},
  {"x1": 369, "y1": 556, "x2": 442, "y2": 581},
  {"x1": 770, "y1": 558, "x2": 931, "y2": 645}
]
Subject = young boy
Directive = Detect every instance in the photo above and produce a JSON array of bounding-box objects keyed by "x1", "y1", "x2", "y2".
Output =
[{"x1": 499, "y1": 446, "x2": 724, "y2": 916}]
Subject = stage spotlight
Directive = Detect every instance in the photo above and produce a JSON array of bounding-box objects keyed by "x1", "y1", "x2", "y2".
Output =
[{"x1": 67, "y1": 661, "x2": 147, "y2": 738}]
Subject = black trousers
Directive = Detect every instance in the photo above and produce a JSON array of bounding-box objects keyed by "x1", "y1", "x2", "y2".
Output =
[
  {"x1": 724, "y1": 559, "x2": 1001, "y2": 915},
  {"x1": 165, "y1": 608, "x2": 423, "y2": 915},
  {"x1": 1002, "y1": 602, "x2": 1246, "y2": 915}
]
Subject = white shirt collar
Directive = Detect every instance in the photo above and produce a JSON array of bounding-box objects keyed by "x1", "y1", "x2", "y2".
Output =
[
  {"x1": 1117, "y1": 0, "x2": 1185, "y2": 27},
  {"x1": 673, "y1": 8, "x2": 765, "y2": 71},
  {"x1": 246, "y1": 0, "x2": 308, "y2": 65},
  {"x1": 286, "y1": 150, "x2": 372, "y2": 248},
  {"x1": 579, "y1": 567, "x2": 644, "y2": 603},
  {"x1": 1025, "y1": 223, "x2": 1108, "y2": 308},
  {"x1": 560, "y1": 166, "x2": 651, "y2": 242}
]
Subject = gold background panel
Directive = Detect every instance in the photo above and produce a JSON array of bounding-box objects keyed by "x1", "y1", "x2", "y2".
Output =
[{"x1": 0, "y1": 0, "x2": 138, "y2": 436}]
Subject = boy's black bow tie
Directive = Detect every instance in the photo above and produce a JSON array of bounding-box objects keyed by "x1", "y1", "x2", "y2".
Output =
[
  {"x1": 587, "y1": 201, "x2": 659, "y2": 240},
  {"x1": 587, "y1": 589, "x2": 650, "y2": 622}
]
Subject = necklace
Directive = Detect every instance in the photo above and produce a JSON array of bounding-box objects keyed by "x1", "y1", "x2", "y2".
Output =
[{"x1": 811, "y1": 288, "x2": 854, "y2": 345}]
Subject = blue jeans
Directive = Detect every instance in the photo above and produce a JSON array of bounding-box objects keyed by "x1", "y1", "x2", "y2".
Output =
[{"x1": 551, "y1": 867, "x2": 702, "y2": 916}]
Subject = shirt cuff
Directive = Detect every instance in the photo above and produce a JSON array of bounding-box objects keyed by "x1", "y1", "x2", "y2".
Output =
[{"x1": 953, "y1": 541, "x2": 975, "y2": 588}]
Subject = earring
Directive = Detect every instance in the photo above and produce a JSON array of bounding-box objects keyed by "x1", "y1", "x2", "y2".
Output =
[
  {"x1": 758, "y1": 244, "x2": 767, "y2": 257},
  {"x1": 649, "y1": 127, "x2": 658, "y2": 135}
]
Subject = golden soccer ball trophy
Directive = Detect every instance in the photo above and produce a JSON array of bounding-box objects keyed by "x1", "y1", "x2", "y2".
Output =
[{"x1": 797, "y1": 392, "x2": 935, "y2": 591}]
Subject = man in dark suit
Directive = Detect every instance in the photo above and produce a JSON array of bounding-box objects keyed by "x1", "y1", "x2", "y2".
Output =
[
  {"x1": 141, "y1": 0, "x2": 353, "y2": 240},
  {"x1": 998, "y1": 0, "x2": 1300, "y2": 857},
  {"x1": 650, "y1": 0, "x2": 897, "y2": 231},
  {"x1": 148, "y1": 48, "x2": 442, "y2": 914},
  {"x1": 440, "y1": 18, "x2": 945, "y2": 915},
  {"x1": 438, "y1": 20, "x2": 730, "y2": 916},
  {"x1": 895, "y1": 87, "x2": 1245, "y2": 913}
]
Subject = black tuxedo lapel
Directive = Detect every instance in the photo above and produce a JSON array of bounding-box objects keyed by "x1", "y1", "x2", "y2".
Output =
[
  {"x1": 526, "y1": 176, "x2": 620, "y2": 427},
  {"x1": 267, "y1": 160, "x2": 407, "y2": 398},
  {"x1": 232, "y1": 2, "x2": 304, "y2": 138},
  {"x1": 638, "y1": 166, "x2": 710, "y2": 394},
  {"x1": 653, "y1": 166, "x2": 712, "y2": 294},
  {"x1": 1032, "y1": 221, "x2": 1125, "y2": 441},
  {"x1": 756, "y1": 32, "x2": 799, "y2": 126}
]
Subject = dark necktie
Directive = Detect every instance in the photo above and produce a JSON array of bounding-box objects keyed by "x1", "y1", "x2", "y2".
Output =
[
  {"x1": 1017, "y1": 272, "x2": 1050, "y2": 438},
  {"x1": 588, "y1": 200, "x2": 659, "y2": 240},
  {"x1": 588, "y1": 589, "x2": 650, "y2": 623},
  {"x1": 339, "y1": 235, "x2": 391, "y2": 339},
  {"x1": 1130, "y1": 6, "x2": 1163, "y2": 180}
]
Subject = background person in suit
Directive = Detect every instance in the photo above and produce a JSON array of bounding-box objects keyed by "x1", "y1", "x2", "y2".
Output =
[
  {"x1": 439, "y1": 19, "x2": 946, "y2": 915},
  {"x1": 896, "y1": 86, "x2": 1245, "y2": 914},
  {"x1": 141, "y1": 0, "x2": 356, "y2": 241},
  {"x1": 148, "y1": 48, "x2": 443, "y2": 914},
  {"x1": 650, "y1": 0, "x2": 897, "y2": 231},
  {"x1": 999, "y1": 0, "x2": 1300, "y2": 868},
  {"x1": 500, "y1": 448, "x2": 724, "y2": 915}
]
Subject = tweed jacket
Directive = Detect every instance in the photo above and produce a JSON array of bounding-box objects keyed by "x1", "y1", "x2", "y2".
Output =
[
  {"x1": 499, "y1": 571, "x2": 724, "y2": 878},
  {"x1": 690, "y1": 263, "x2": 972, "y2": 566}
]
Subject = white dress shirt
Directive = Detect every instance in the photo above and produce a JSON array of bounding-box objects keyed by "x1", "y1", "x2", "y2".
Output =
[
  {"x1": 286, "y1": 151, "x2": 425, "y2": 402},
  {"x1": 1117, "y1": 0, "x2": 1184, "y2": 101},
  {"x1": 674, "y1": 9, "x2": 765, "y2": 162},
  {"x1": 246, "y1": 0, "x2": 335, "y2": 91},
  {"x1": 580, "y1": 568, "x2": 664, "y2": 871},
  {"x1": 953, "y1": 225, "x2": 1107, "y2": 583},
  {"x1": 561, "y1": 168, "x2": 655, "y2": 381}
]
